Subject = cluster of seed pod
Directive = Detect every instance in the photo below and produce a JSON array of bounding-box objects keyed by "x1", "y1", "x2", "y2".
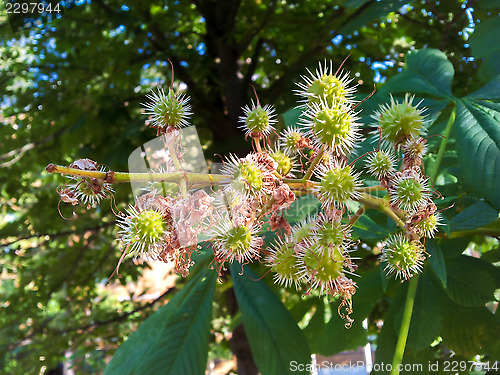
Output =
[
  {"x1": 56, "y1": 158, "x2": 114, "y2": 210},
  {"x1": 117, "y1": 188, "x2": 215, "y2": 277},
  {"x1": 53, "y1": 60, "x2": 444, "y2": 325},
  {"x1": 368, "y1": 94, "x2": 442, "y2": 280}
]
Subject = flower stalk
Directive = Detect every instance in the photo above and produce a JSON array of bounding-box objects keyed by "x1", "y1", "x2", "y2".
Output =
[
  {"x1": 167, "y1": 144, "x2": 188, "y2": 198},
  {"x1": 46, "y1": 163, "x2": 228, "y2": 186},
  {"x1": 303, "y1": 144, "x2": 326, "y2": 181},
  {"x1": 47, "y1": 164, "x2": 407, "y2": 229},
  {"x1": 391, "y1": 274, "x2": 420, "y2": 375},
  {"x1": 357, "y1": 193, "x2": 406, "y2": 230},
  {"x1": 429, "y1": 104, "x2": 456, "y2": 184}
]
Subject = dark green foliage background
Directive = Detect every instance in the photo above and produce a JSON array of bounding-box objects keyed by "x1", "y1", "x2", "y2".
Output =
[{"x1": 1, "y1": 1, "x2": 499, "y2": 374}]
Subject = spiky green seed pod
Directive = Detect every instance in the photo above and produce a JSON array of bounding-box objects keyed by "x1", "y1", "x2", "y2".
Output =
[
  {"x1": 292, "y1": 218, "x2": 316, "y2": 243},
  {"x1": 296, "y1": 240, "x2": 348, "y2": 295},
  {"x1": 143, "y1": 87, "x2": 191, "y2": 130},
  {"x1": 315, "y1": 161, "x2": 361, "y2": 208},
  {"x1": 117, "y1": 207, "x2": 167, "y2": 259},
  {"x1": 279, "y1": 127, "x2": 307, "y2": 154},
  {"x1": 302, "y1": 100, "x2": 359, "y2": 154},
  {"x1": 270, "y1": 149, "x2": 294, "y2": 176},
  {"x1": 224, "y1": 225, "x2": 252, "y2": 253},
  {"x1": 373, "y1": 94, "x2": 425, "y2": 144},
  {"x1": 268, "y1": 239, "x2": 301, "y2": 288},
  {"x1": 316, "y1": 219, "x2": 346, "y2": 249},
  {"x1": 366, "y1": 150, "x2": 396, "y2": 179},
  {"x1": 239, "y1": 101, "x2": 276, "y2": 137},
  {"x1": 403, "y1": 137, "x2": 427, "y2": 159},
  {"x1": 416, "y1": 213, "x2": 441, "y2": 238},
  {"x1": 391, "y1": 173, "x2": 430, "y2": 211},
  {"x1": 380, "y1": 234, "x2": 425, "y2": 280},
  {"x1": 221, "y1": 155, "x2": 264, "y2": 197},
  {"x1": 295, "y1": 61, "x2": 356, "y2": 108},
  {"x1": 303, "y1": 244, "x2": 344, "y2": 278},
  {"x1": 211, "y1": 219, "x2": 260, "y2": 263}
]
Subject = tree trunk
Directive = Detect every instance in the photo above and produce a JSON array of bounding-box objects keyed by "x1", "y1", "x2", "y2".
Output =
[{"x1": 225, "y1": 287, "x2": 259, "y2": 375}]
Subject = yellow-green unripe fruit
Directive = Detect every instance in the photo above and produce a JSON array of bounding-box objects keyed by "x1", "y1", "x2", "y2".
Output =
[
  {"x1": 381, "y1": 234, "x2": 424, "y2": 279},
  {"x1": 145, "y1": 87, "x2": 191, "y2": 130},
  {"x1": 270, "y1": 242, "x2": 301, "y2": 286},
  {"x1": 316, "y1": 220, "x2": 344, "y2": 248},
  {"x1": 366, "y1": 150, "x2": 395, "y2": 178},
  {"x1": 223, "y1": 225, "x2": 253, "y2": 255},
  {"x1": 303, "y1": 245, "x2": 345, "y2": 282},
  {"x1": 270, "y1": 150, "x2": 293, "y2": 176},
  {"x1": 416, "y1": 214, "x2": 440, "y2": 238},
  {"x1": 296, "y1": 61, "x2": 355, "y2": 109},
  {"x1": 307, "y1": 75, "x2": 348, "y2": 107},
  {"x1": 232, "y1": 161, "x2": 264, "y2": 195},
  {"x1": 240, "y1": 102, "x2": 276, "y2": 136},
  {"x1": 246, "y1": 106, "x2": 271, "y2": 133},
  {"x1": 375, "y1": 95, "x2": 424, "y2": 144},
  {"x1": 319, "y1": 165, "x2": 358, "y2": 206},
  {"x1": 392, "y1": 176, "x2": 428, "y2": 211},
  {"x1": 129, "y1": 210, "x2": 166, "y2": 247},
  {"x1": 312, "y1": 106, "x2": 353, "y2": 150},
  {"x1": 293, "y1": 221, "x2": 315, "y2": 242}
]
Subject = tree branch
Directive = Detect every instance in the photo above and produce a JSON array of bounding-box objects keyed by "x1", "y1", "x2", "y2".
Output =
[
  {"x1": 92, "y1": 0, "x2": 113, "y2": 15},
  {"x1": 60, "y1": 286, "x2": 176, "y2": 334},
  {"x1": 238, "y1": 0, "x2": 277, "y2": 55},
  {"x1": 0, "y1": 125, "x2": 69, "y2": 168},
  {"x1": 0, "y1": 222, "x2": 115, "y2": 248}
]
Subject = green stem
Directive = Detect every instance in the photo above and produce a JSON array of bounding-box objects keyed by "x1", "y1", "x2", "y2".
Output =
[
  {"x1": 167, "y1": 144, "x2": 187, "y2": 198},
  {"x1": 302, "y1": 144, "x2": 325, "y2": 181},
  {"x1": 254, "y1": 137, "x2": 262, "y2": 153},
  {"x1": 46, "y1": 164, "x2": 228, "y2": 186},
  {"x1": 357, "y1": 193, "x2": 406, "y2": 230},
  {"x1": 435, "y1": 219, "x2": 500, "y2": 238},
  {"x1": 358, "y1": 184, "x2": 385, "y2": 193},
  {"x1": 390, "y1": 275, "x2": 419, "y2": 375},
  {"x1": 346, "y1": 205, "x2": 366, "y2": 228},
  {"x1": 429, "y1": 104, "x2": 456, "y2": 184},
  {"x1": 285, "y1": 180, "x2": 318, "y2": 190}
]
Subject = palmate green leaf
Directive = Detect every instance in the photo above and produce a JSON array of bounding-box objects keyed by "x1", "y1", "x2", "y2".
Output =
[
  {"x1": 104, "y1": 266, "x2": 217, "y2": 375},
  {"x1": 287, "y1": 295, "x2": 317, "y2": 324},
  {"x1": 448, "y1": 200, "x2": 499, "y2": 231},
  {"x1": 304, "y1": 297, "x2": 368, "y2": 356},
  {"x1": 280, "y1": 107, "x2": 302, "y2": 129},
  {"x1": 344, "y1": 0, "x2": 370, "y2": 9},
  {"x1": 285, "y1": 194, "x2": 320, "y2": 224},
  {"x1": 230, "y1": 264, "x2": 311, "y2": 375},
  {"x1": 302, "y1": 298, "x2": 327, "y2": 347},
  {"x1": 442, "y1": 300, "x2": 500, "y2": 359},
  {"x1": 372, "y1": 283, "x2": 408, "y2": 374},
  {"x1": 479, "y1": 0, "x2": 500, "y2": 9},
  {"x1": 378, "y1": 49, "x2": 454, "y2": 99},
  {"x1": 351, "y1": 213, "x2": 390, "y2": 241},
  {"x1": 468, "y1": 16, "x2": 500, "y2": 82},
  {"x1": 379, "y1": 263, "x2": 389, "y2": 293},
  {"x1": 467, "y1": 75, "x2": 500, "y2": 100},
  {"x1": 445, "y1": 255, "x2": 496, "y2": 307},
  {"x1": 437, "y1": 237, "x2": 471, "y2": 259},
  {"x1": 345, "y1": 200, "x2": 389, "y2": 241},
  {"x1": 406, "y1": 269, "x2": 443, "y2": 352},
  {"x1": 455, "y1": 99, "x2": 500, "y2": 209},
  {"x1": 426, "y1": 240, "x2": 447, "y2": 288}
]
